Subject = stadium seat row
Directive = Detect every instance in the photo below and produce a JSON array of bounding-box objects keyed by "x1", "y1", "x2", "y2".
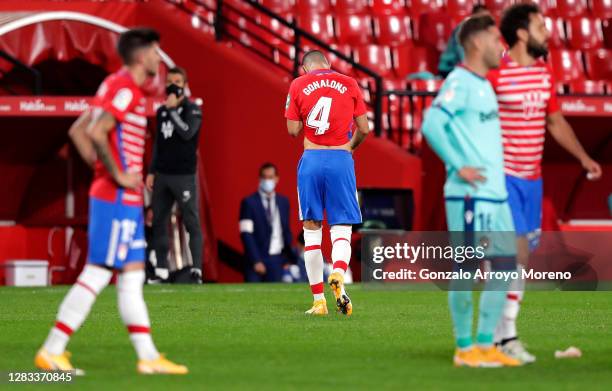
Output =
[
  {"x1": 230, "y1": 10, "x2": 612, "y2": 54},
  {"x1": 256, "y1": 0, "x2": 612, "y2": 20}
]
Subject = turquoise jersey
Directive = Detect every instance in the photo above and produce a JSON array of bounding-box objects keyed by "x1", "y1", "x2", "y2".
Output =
[{"x1": 422, "y1": 66, "x2": 507, "y2": 201}]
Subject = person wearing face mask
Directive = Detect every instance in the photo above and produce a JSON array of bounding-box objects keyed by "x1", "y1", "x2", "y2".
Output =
[
  {"x1": 147, "y1": 66, "x2": 204, "y2": 283},
  {"x1": 239, "y1": 163, "x2": 296, "y2": 282},
  {"x1": 488, "y1": 4, "x2": 602, "y2": 364}
]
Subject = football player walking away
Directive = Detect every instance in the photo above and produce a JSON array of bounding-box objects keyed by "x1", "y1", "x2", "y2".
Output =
[{"x1": 285, "y1": 51, "x2": 370, "y2": 316}]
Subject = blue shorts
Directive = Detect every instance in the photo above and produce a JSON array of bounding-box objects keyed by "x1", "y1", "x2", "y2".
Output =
[
  {"x1": 297, "y1": 149, "x2": 362, "y2": 226},
  {"x1": 445, "y1": 196, "x2": 516, "y2": 265},
  {"x1": 88, "y1": 195, "x2": 146, "y2": 269},
  {"x1": 506, "y1": 175, "x2": 542, "y2": 249}
]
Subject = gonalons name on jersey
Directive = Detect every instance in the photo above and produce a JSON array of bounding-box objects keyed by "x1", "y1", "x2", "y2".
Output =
[{"x1": 302, "y1": 79, "x2": 348, "y2": 96}]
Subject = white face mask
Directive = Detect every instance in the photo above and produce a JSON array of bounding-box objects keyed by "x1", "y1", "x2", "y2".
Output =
[{"x1": 260, "y1": 178, "x2": 276, "y2": 193}]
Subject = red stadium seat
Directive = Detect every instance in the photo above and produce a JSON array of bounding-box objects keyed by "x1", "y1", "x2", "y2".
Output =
[
  {"x1": 545, "y1": 17, "x2": 567, "y2": 48},
  {"x1": 556, "y1": 0, "x2": 588, "y2": 18},
  {"x1": 566, "y1": 17, "x2": 604, "y2": 50},
  {"x1": 255, "y1": 13, "x2": 294, "y2": 45},
  {"x1": 371, "y1": 0, "x2": 407, "y2": 15},
  {"x1": 334, "y1": 0, "x2": 369, "y2": 14},
  {"x1": 416, "y1": 12, "x2": 452, "y2": 51},
  {"x1": 409, "y1": 79, "x2": 443, "y2": 91},
  {"x1": 584, "y1": 49, "x2": 612, "y2": 81},
  {"x1": 335, "y1": 14, "x2": 374, "y2": 45},
  {"x1": 591, "y1": 0, "x2": 612, "y2": 19},
  {"x1": 295, "y1": 0, "x2": 331, "y2": 13},
  {"x1": 260, "y1": 0, "x2": 295, "y2": 13},
  {"x1": 445, "y1": 0, "x2": 475, "y2": 20},
  {"x1": 297, "y1": 14, "x2": 335, "y2": 43},
  {"x1": 406, "y1": 0, "x2": 443, "y2": 18},
  {"x1": 567, "y1": 80, "x2": 607, "y2": 94},
  {"x1": 354, "y1": 45, "x2": 394, "y2": 77},
  {"x1": 328, "y1": 44, "x2": 355, "y2": 75},
  {"x1": 548, "y1": 49, "x2": 586, "y2": 83},
  {"x1": 374, "y1": 14, "x2": 413, "y2": 46},
  {"x1": 393, "y1": 45, "x2": 437, "y2": 78},
  {"x1": 522, "y1": 0, "x2": 556, "y2": 16},
  {"x1": 484, "y1": 0, "x2": 515, "y2": 20}
]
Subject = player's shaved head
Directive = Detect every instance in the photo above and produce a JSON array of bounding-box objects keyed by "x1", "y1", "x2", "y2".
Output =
[{"x1": 302, "y1": 50, "x2": 330, "y2": 72}]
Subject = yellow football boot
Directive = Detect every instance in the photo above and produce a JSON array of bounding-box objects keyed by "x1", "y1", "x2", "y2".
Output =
[
  {"x1": 35, "y1": 349, "x2": 84, "y2": 375},
  {"x1": 453, "y1": 347, "x2": 484, "y2": 368},
  {"x1": 137, "y1": 354, "x2": 189, "y2": 375},
  {"x1": 478, "y1": 346, "x2": 522, "y2": 367},
  {"x1": 305, "y1": 299, "x2": 328, "y2": 315},
  {"x1": 328, "y1": 272, "x2": 352, "y2": 316}
]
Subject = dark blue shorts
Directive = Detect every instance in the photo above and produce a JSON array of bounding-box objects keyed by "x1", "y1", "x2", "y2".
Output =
[
  {"x1": 506, "y1": 175, "x2": 542, "y2": 249},
  {"x1": 87, "y1": 195, "x2": 146, "y2": 269},
  {"x1": 297, "y1": 149, "x2": 362, "y2": 226}
]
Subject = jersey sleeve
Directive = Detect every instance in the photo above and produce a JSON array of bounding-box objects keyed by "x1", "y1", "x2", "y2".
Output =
[
  {"x1": 431, "y1": 77, "x2": 468, "y2": 117},
  {"x1": 95, "y1": 79, "x2": 138, "y2": 123},
  {"x1": 284, "y1": 81, "x2": 301, "y2": 121},
  {"x1": 351, "y1": 79, "x2": 368, "y2": 117},
  {"x1": 546, "y1": 66, "x2": 560, "y2": 114}
]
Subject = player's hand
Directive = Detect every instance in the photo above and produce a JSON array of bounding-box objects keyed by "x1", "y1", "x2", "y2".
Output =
[
  {"x1": 581, "y1": 157, "x2": 602, "y2": 180},
  {"x1": 165, "y1": 94, "x2": 179, "y2": 108},
  {"x1": 116, "y1": 171, "x2": 143, "y2": 190},
  {"x1": 254, "y1": 261, "x2": 266, "y2": 275},
  {"x1": 458, "y1": 167, "x2": 486, "y2": 188},
  {"x1": 145, "y1": 174, "x2": 155, "y2": 191}
]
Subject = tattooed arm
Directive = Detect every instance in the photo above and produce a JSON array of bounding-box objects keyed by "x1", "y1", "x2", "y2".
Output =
[{"x1": 88, "y1": 110, "x2": 142, "y2": 190}]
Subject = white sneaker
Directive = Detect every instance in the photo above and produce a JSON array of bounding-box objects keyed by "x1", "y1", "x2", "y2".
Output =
[{"x1": 501, "y1": 340, "x2": 536, "y2": 364}]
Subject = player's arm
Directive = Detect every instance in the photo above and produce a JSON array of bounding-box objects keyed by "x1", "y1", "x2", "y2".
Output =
[
  {"x1": 88, "y1": 110, "x2": 141, "y2": 189},
  {"x1": 546, "y1": 111, "x2": 602, "y2": 179},
  {"x1": 349, "y1": 114, "x2": 370, "y2": 151},
  {"x1": 68, "y1": 110, "x2": 96, "y2": 167},
  {"x1": 422, "y1": 102, "x2": 485, "y2": 187},
  {"x1": 287, "y1": 119, "x2": 303, "y2": 137}
]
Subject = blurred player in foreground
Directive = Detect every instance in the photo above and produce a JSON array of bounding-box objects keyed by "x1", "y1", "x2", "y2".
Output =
[
  {"x1": 488, "y1": 3, "x2": 602, "y2": 363},
  {"x1": 35, "y1": 28, "x2": 187, "y2": 375},
  {"x1": 422, "y1": 15, "x2": 521, "y2": 367},
  {"x1": 285, "y1": 51, "x2": 370, "y2": 316}
]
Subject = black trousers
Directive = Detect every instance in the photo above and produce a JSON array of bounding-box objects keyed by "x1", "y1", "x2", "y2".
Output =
[{"x1": 152, "y1": 173, "x2": 203, "y2": 270}]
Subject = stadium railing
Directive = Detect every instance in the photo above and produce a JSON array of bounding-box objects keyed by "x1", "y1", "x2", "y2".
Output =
[{"x1": 168, "y1": 0, "x2": 433, "y2": 152}]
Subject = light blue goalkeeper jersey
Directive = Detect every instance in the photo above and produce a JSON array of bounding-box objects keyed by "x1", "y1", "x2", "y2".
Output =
[{"x1": 422, "y1": 65, "x2": 507, "y2": 201}]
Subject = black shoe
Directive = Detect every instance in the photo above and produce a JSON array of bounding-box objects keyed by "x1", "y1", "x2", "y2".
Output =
[{"x1": 190, "y1": 268, "x2": 202, "y2": 284}]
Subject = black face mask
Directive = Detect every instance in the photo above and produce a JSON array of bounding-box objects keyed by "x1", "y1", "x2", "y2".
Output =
[
  {"x1": 166, "y1": 83, "x2": 184, "y2": 98},
  {"x1": 526, "y1": 35, "x2": 548, "y2": 59}
]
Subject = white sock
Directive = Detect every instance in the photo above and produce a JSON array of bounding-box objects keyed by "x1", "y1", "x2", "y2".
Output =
[
  {"x1": 43, "y1": 265, "x2": 112, "y2": 355},
  {"x1": 495, "y1": 266, "x2": 525, "y2": 343},
  {"x1": 303, "y1": 228, "x2": 324, "y2": 301},
  {"x1": 117, "y1": 270, "x2": 159, "y2": 361},
  {"x1": 330, "y1": 225, "x2": 352, "y2": 276}
]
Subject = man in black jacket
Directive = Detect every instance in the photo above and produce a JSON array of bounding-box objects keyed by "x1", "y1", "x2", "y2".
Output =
[{"x1": 146, "y1": 67, "x2": 203, "y2": 282}]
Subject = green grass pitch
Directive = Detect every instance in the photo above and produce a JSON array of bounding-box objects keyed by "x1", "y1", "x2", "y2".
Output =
[{"x1": 0, "y1": 284, "x2": 610, "y2": 390}]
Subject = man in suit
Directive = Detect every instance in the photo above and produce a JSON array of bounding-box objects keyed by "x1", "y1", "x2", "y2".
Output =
[{"x1": 239, "y1": 163, "x2": 295, "y2": 282}]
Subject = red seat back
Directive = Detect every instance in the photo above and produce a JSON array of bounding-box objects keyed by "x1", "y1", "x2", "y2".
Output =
[
  {"x1": 567, "y1": 17, "x2": 604, "y2": 50},
  {"x1": 335, "y1": 14, "x2": 374, "y2": 45},
  {"x1": 584, "y1": 49, "x2": 612, "y2": 81},
  {"x1": 374, "y1": 14, "x2": 413, "y2": 46},
  {"x1": 354, "y1": 44, "x2": 394, "y2": 76},
  {"x1": 548, "y1": 49, "x2": 586, "y2": 83}
]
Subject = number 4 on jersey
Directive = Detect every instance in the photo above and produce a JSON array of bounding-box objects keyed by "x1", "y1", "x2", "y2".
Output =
[{"x1": 306, "y1": 97, "x2": 332, "y2": 135}]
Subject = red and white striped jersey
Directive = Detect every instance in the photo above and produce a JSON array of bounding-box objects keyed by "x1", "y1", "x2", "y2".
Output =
[
  {"x1": 89, "y1": 69, "x2": 147, "y2": 206},
  {"x1": 487, "y1": 54, "x2": 560, "y2": 179}
]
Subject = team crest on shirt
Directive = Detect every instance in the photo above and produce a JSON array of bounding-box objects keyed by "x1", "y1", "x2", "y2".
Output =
[
  {"x1": 161, "y1": 121, "x2": 174, "y2": 139},
  {"x1": 112, "y1": 88, "x2": 133, "y2": 111},
  {"x1": 522, "y1": 90, "x2": 544, "y2": 119},
  {"x1": 443, "y1": 88, "x2": 455, "y2": 102}
]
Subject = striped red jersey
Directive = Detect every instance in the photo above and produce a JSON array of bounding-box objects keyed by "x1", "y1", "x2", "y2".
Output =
[
  {"x1": 487, "y1": 54, "x2": 560, "y2": 179},
  {"x1": 89, "y1": 69, "x2": 147, "y2": 206}
]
